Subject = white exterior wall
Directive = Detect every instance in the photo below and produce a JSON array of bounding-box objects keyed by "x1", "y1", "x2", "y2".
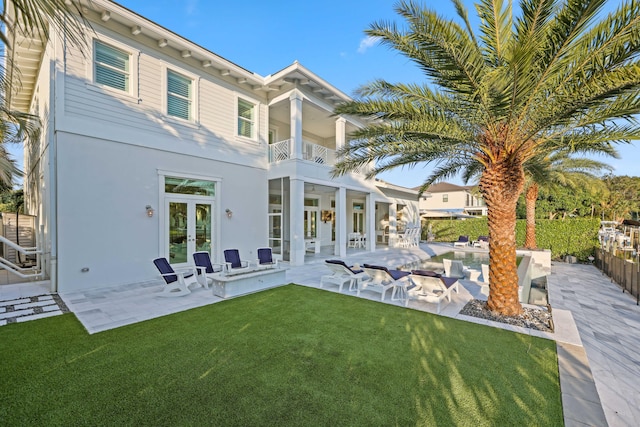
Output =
[
  {"x1": 55, "y1": 132, "x2": 267, "y2": 292},
  {"x1": 42, "y1": 22, "x2": 270, "y2": 292}
]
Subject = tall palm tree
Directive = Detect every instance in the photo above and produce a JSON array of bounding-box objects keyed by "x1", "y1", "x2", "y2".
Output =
[
  {"x1": 522, "y1": 152, "x2": 613, "y2": 248},
  {"x1": 333, "y1": 0, "x2": 640, "y2": 315}
]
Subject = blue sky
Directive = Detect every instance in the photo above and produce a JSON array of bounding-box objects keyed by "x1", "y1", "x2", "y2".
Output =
[{"x1": 16, "y1": 0, "x2": 639, "y2": 189}]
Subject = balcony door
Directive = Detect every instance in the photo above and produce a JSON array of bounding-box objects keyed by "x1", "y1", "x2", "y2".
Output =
[{"x1": 166, "y1": 197, "x2": 213, "y2": 265}]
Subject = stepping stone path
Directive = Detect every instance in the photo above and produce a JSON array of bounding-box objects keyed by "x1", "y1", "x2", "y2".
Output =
[{"x1": 0, "y1": 294, "x2": 69, "y2": 326}]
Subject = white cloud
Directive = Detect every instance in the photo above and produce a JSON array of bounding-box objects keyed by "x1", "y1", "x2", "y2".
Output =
[{"x1": 357, "y1": 36, "x2": 380, "y2": 54}]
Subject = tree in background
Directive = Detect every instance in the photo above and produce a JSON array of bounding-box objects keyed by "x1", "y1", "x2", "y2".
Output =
[
  {"x1": 522, "y1": 152, "x2": 613, "y2": 248},
  {"x1": 599, "y1": 175, "x2": 640, "y2": 221},
  {"x1": 333, "y1": 0, "x2": 640, "y2": 316}
]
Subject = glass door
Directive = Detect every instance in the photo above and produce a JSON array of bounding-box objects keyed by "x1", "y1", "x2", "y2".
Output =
[
  {"x1": 166, "y1": 198, "x2": 212, "y2": 265},
  {"x1": 304, "y1": 208, "x2": 318, "y2": 239}
]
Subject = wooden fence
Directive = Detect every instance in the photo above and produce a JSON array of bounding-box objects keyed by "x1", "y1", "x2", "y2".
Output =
[{"x1": 594, "y1": 249, "x2": 640, "y2": 305}]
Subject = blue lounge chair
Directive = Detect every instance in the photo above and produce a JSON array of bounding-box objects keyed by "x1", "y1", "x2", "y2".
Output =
[
  {"x1": 223, "y1": 249, "x2": 251, "y2": 274},
  {"x1": 256, "y1": 247, "x2": 279, "y2": 268},
  {"x1": 453, "y1": 235, "x2": 470, "y2": 247},
  {"x1": 408, "y1": 270, "x2": 459, "y2": 312},
  {"x1": 320, "y1": 259, "x2": 365, "y2": 292},
  {"x1": 153, "y1": 257, "x2": 200, "y2": 297},
  {"x1": 193, "y1": 251, "x2": 224, "y2": 288},
  {"x1": 361, "y1": 264, "x2": 411, "y2": 301}
]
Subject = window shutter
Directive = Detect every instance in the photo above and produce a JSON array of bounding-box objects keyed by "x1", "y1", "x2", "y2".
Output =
[
  {"x1": 167, "y1": 70, "x2": 192, "y2": 120},
  {"x1": 95, "y1": 41, "x2": 129, "y2": 91}
]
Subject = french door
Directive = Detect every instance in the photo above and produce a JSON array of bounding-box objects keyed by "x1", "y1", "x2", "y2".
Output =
[
  {"x1": 166, "y1": 197, "x2": 213, "y2": 265},
  {"x1": 304, "y1": 207, "x2": 318, "y2": 239}
]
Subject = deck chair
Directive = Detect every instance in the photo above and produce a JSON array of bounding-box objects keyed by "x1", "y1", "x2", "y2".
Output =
[
  {"x1": 361, "y1": 264, "x2": 411, "y2": 301},
  {"x1": 193, "y1": 251, "x2": 224, "y2": 288},
  {"x1": 443, "y1": 259, "x2": 470, "y2": 279},
  {"x1": 474, "y1": 235, "x2": 489, "y2": 249},
  {"x1": 453, "y1": 235, "x2": 470, "y2": 247},
  {"x1": 153, "y1": 257, "x2": 200, "y2": 297},
  {"x1": 408, "y1": 270, "x2": 459, "y2": 313},
  {"x1": 320, "y1": 259, "x2": 365, "y2": 292},
  {"x1": 223, "y1": 249, "x2": 252, "y2": 274},
  {"x1": 256, "y1": 247, "x2": 279, "y2": 268}
]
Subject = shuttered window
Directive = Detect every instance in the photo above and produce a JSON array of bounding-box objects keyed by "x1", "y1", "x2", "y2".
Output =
[
  {"x1": 167, "y1": 70, "x2": 192, "y2": 120},
  {"x1": 237, "y1": 99, "x2": 255, "y2": 138},
  {"x1": 94, "y1": 40, "x2": 130, "y2": 92}
]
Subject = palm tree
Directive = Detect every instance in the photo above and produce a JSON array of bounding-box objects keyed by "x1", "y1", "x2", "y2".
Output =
[
  {"x1": 1, "y1": 0, "x2": 88, "y2": 182},
  {"x1": 522, "y1": 152, "x2": 613, "y2": 248},
  {"x1": 333, "y1": 0, "x2": 640, "y2": 315}
]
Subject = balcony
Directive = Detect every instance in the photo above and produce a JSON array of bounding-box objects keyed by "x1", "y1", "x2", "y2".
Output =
[{"x1": 269, "y1": 139, "x2": 336, "y2": 165}]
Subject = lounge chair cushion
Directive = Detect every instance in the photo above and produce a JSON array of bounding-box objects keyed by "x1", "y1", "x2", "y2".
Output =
[
  {"x1": 440, "y1": 277, "x2": 459, "y2": 289},
  {"x1": 363, "y1": 264, "x2": 410, "y2": 280},
  {"x1": 411, "y1": 269, "x2": 441, "y2": 278},
  {"x1": 224, "y1": 249, "x2": 243, "y2": 269},
  {"x1": 326, "y1": 259, "x2": 363, "y2": 274}
]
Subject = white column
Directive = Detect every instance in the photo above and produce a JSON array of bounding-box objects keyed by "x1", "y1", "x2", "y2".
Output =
[
  {"x1": 334, "y1": 187, "x2": 347, "y2": 258},
  {"x1": 389, "y1": 203, "x2": 398, "y2": 247},
  {"x1": 290, "y1": 178, "x2": 305, "y2": 265},
  {"x1": 335, "y1": 117, "x2": 346, "y2": 152},
  {"x1": 290, "y1": 90, "x2": 303, "y2": 160},
  {"x1": 366, "y1": 193, "x2": 376, "y2": 252}
]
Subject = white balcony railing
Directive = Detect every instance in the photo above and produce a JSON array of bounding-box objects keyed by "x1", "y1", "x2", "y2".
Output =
[{"x1": 268, "y1": 139, "x2": 336, "y2": 165}]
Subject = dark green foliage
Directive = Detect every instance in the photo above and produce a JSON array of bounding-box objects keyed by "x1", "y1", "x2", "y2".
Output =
[
  {"x1": 427, "y1": 217, "x2": 600, "y2": 260},
  {"x1": 0, "y1": 285, "x2": 562, "y2": 426}
]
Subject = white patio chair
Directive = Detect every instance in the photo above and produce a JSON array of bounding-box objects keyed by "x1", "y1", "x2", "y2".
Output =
[
  {"x1": 320, "y1": 260, "x2": 365, "y2": 292},
  {"x1": 443, "y1": 259, "x2": 470, "y2": 279}
]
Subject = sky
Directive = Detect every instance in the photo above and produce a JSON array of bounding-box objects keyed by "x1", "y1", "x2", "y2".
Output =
[{"x1": 14, "y1": 0, "x2": 638, "y2": 189}]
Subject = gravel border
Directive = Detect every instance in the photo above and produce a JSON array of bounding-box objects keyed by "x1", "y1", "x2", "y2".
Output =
[{"x1": 460, "y1": 299, "x2": 553, "y2": 332}]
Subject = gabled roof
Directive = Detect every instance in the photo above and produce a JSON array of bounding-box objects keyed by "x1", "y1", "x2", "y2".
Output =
[{"x1": 6, "y1": 0, "x2": 350, "y2": 112}]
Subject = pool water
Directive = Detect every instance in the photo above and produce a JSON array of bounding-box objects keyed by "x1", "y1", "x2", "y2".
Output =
[{"x1": 402, "y1": 251, "x2": 522, "y2": 272}]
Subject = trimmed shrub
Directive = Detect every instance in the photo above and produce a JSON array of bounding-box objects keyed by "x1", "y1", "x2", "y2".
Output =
[{"x1": 423, "y1": 217, "x2": 600, "y2": 261}]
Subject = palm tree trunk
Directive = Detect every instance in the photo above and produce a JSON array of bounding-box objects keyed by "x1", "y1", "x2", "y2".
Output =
[
  {"x1": 480, "y1": 160, "x2": 524, "y2": 316},
  {"x1": 524, "y1": 183, "x2": 538, "y2": 249}
]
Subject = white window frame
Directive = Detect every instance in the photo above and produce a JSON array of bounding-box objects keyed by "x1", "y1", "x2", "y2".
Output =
[
  {"x1": 236, "y1": 95, "x2": 259, "y2": 141},
  {"x1": 160, "y1": 63, "x2": 199, "y2": 125},
  {"x1": 88, "y1": 36, "x2": 139, "y2": 100}
]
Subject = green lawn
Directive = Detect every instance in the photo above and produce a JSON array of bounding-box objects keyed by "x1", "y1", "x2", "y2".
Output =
[{"x1": 0, "y1": 285, "x2": 562, "y2": 426}]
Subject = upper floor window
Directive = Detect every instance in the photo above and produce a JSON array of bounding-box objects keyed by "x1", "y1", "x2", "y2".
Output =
[
  {"x1": 167, "y1": 70, "x2": 192, "y2": 121},
  {"x1": 443, "y1": 194, "x2": 448, "y2": 203},
  {"x1": 237, "y1": 98, "x2": 256, "y2": 139},
  {"x1": 94, "y1": 40, "x2": 130, "y2": 92}
]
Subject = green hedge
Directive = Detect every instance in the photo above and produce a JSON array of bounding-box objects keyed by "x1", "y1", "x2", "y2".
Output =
[{"x1": 423, "y1": 217, "x2": 600, "y2": 261}]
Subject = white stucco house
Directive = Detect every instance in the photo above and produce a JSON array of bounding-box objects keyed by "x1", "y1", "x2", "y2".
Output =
[
  {"x1": 5, "y1": 0, "x2": 421, "y2": 293},
  {"x1": 418, "y1": 182, "x2": 487, "y2": 219}
]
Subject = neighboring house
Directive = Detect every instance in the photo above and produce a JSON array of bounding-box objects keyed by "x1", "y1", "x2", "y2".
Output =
[
  {"x1": 5, "y1": 0, "x2": 420, "y2": 293},
  {"x1": 417, "y1": 182, "x2": 487, "y2": 219}
]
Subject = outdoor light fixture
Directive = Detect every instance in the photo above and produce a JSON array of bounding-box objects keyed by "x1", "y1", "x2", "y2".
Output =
[
  {"x1": 146, "y1": 205, "x2": 154, "y2": 217},
  {"x1": 225, "y1": 208, "x2": 233, "y2": 218}
]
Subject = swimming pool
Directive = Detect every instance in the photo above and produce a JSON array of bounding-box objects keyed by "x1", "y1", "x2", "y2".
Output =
[{"x1": 404, "y1": 251, "x2": 523, "y2": 271}]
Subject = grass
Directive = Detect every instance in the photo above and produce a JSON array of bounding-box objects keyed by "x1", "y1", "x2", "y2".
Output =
[{"x1": 0, "y1": 285, "x2": 562, "y2": 426}]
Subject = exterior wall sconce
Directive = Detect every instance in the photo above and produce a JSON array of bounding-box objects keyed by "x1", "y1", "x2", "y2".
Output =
[
  {"x1": 225, "y1": 208, "x2": 233, "y2": 218},
  {"x1": 146, "y1": 205, "x2": 154, "y2": 217}
]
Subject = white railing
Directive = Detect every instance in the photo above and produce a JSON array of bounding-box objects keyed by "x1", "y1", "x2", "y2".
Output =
[
  {"x1": 269, "y1": 139, "x2": 291, "y2": 163},
  {"x1": 0, "y1": 235, "x2": 44, "y2": 279},
  {"x1": 269, "y1": 139, "x2": 336, "y2": 165}
]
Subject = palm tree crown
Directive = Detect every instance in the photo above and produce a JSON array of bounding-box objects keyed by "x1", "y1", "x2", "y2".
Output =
[{"x1": 333, "y1": 0, "x2": 640, "y2": 315}]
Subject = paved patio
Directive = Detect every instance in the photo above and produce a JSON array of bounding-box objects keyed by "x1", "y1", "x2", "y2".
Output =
[{"x1": 1, "y1": 243, "x2": 638, "y2": 426}]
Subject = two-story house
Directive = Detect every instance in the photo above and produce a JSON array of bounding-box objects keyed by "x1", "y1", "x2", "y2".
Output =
[
  {"x1": 418, "y1": 182, "x2": 487, "y2": 219},
  {"x1": 6, "y1": 0, "x2": 420, "y2": 293}
]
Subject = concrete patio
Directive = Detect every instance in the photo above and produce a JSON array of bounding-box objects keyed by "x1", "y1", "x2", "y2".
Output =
[{"x1": 1, "y1": 242, "x2": 638, "y2": 426}]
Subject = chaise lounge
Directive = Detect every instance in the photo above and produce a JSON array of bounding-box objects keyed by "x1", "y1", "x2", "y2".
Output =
[
  {"x1": 320, "y1": 259, "x2": 365, "y2": 292},
  {"x1": 361, "y1": 264, "x2": 411, "y2": 301},
  {"x1": 408, "y1": 270, "x2": 459, "y2": 313}
]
